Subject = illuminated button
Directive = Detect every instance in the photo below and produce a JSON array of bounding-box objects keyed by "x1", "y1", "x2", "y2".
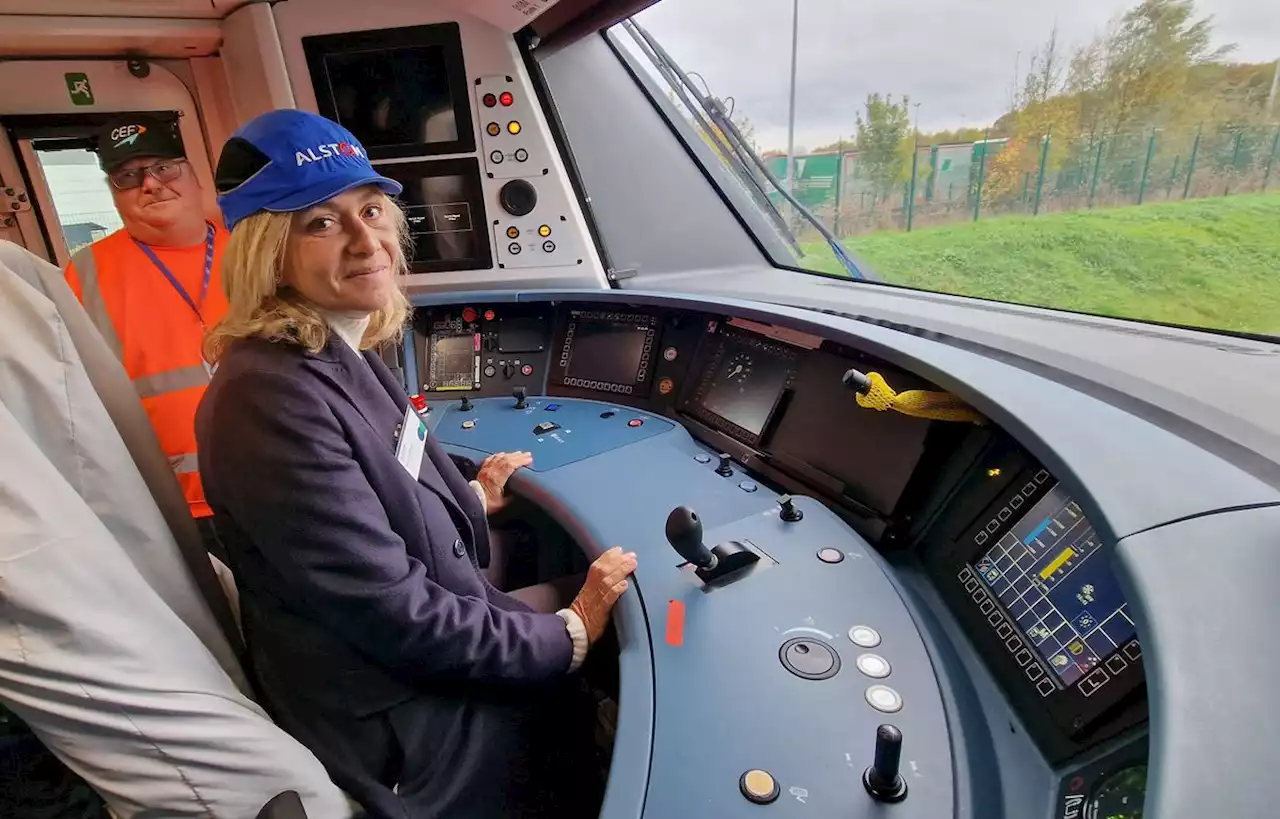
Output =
[
  {"x1": 865, "y1": 684, "x2": 903, "y2": 713},
  {"x1": 499, "y1": 91, "x2": 514, "y2": 106},
  {"x1": 663, "y1": 346, "x2": 678, "y2": 361},
  {"x1": 462, "y1": 307, "x2": 477, "y2": 323},
  {"x1": 514, "y1": 148, "x2": 529, "y2": 162},
  {"x1": 484, "y1": 309, "x2": 495, "y2": 321},
  {"x1": 507, "y1": 121, "x2": 522, "y2": 135},
  {"x1": 542, "y1": 240, "x2": 556, "y2": 253},
  {"x1": 848, "y1": 625, "x2": 881, "y2": 648},
  {"x1": 508, "y1": 242, "x2": 522, "y2": 255},
  {"x1": 486, "y1": 122, "x2": 501, "y2": 136},
  {"x1": 521, "y1": 364, "x2": 533, "y2": 376},
  {"x1": 628, "y1": 419, "x2": 643, "y2": 427},
  {"x1": 490, "y1": 150, "x2": 504, "y2": 164},
  {"x1": 482, "y1": 93, "x2": 497, "y2": 107},
  {"x1": 537, "y1": 224, "x2": 552, "y2": 237},
  {"x1": 461, "y1": 420, "x2": 475, "y2": 430},
  {"x1": 817, "y1": 547, "x2": 844, "y2": 564},
  {"x1": 506, "y1": 226, "x2": 520, "y2": 239},
  {"x1": 739, "y1": 769, "x2": 779, "y2": 804},
  {"x1": 856, "y1": 654, "x2": 892, "y2": 679},
  {"x1": 658, "y1": 377, "x2": 674, "y2": 395}
]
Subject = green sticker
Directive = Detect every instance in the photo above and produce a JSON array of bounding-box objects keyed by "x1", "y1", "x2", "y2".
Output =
[{"x1": 65, "y1": 73, "x2": 94, "y2": 106}]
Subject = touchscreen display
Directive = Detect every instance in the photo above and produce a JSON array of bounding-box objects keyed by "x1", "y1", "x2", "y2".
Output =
[
  {"x1": 696, "y1": 336, "x2": 793, "y2": 438},
  {"x1": 566, "y1": 318, "x2": 649, "y2": 384},
  {"x1": 321, "y1": 46, "x2": 458, "y2": 149},
  {"x1": 396, "y1": 174, "x2": 478, "y2": 265},
  {"x1": 428, "y1": 333, "x2": 475, "y2": 390},
  {"x1": 972, "y1": 485, "x2": 1136, "y2": 688}
]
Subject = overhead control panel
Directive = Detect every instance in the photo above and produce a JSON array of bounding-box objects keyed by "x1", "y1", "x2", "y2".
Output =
[{"x1": 276, "y1": 5, "x2": 608, "y2": 289}]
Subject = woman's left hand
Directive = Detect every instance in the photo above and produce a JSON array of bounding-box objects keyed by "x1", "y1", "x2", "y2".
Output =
[{"x1": 476, "y1": 451, "x2": 533, "y2": 513}]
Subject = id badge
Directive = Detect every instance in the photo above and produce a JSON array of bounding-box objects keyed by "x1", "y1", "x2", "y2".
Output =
[{"x1": 395, "y1": 404, "x2": 427, "y2": 479}]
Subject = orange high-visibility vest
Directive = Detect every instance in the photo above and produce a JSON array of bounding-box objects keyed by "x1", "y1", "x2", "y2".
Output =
[{"x1": 65, "y1": 224, "x2": 230, "y2": 519}]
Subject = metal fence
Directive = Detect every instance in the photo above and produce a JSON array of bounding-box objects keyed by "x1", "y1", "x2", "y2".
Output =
[{"x1": 764, "y1": 122, "x2": 1280, "y2": 238}]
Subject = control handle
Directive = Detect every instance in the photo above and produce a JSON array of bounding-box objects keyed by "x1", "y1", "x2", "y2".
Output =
[
  {"x1": 513, "y1": 386, "x2": 528, "y2": 409},
  {"x1": 664, "y1": 506, "x2": 717, "y2": 570},
  {"x1": 863, "y1": 724, "x2": 908, "y2": 803}
]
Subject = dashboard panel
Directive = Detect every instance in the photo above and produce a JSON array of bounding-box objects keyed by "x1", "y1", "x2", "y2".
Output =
[{"x1": 408, "y1": 297, "x2": 1150, "y2": 774}]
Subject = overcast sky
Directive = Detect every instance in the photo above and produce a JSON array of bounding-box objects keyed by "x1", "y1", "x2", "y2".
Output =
[{"x1": 625, "y1": 0, "x2": 1279, "y2": 152}]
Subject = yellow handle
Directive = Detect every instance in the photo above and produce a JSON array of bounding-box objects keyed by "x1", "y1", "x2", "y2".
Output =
[{"x1": 855, "y1": 371, "x2": 986, "y2": 424}]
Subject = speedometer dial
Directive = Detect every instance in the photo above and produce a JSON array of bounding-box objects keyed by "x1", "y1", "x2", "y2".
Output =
[{"x1": 724, "y1": 352, "x2": 753, "y2": 386}]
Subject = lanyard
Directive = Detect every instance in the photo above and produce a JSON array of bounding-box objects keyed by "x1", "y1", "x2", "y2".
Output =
[{"x1": 135, "y1": 223, "x2": 215, "y2": 327}]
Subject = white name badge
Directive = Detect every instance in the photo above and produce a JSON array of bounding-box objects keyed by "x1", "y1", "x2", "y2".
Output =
[{"x1": 395, "y1": 404, "x2": 427, "y2": 479}]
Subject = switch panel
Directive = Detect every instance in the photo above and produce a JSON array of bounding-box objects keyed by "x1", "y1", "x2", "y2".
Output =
[
  {"x1": 493, "y1": 215, "x2": 581, "y2": 269},
  {"x1": 475, "y1": 75, "x2": 549, "y2": 180}
]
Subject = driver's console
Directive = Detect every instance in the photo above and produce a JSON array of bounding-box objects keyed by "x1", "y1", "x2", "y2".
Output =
[{"x1": 400, "y1": 293, "x2": 1170, "y2": 819}]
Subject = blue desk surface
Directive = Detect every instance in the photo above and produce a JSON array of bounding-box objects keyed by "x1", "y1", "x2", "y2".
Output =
[{"x1": 434, "y1": 397, "x2": 952, "y2": 819}]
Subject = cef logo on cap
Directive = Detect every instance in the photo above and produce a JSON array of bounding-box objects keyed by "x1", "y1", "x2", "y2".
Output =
[
  {"x1": 295, "y1": 141, "x2": 364, "y2": 167},
  {"x1": 111, "y1": 124, "x2": 146, "y2": 148}
]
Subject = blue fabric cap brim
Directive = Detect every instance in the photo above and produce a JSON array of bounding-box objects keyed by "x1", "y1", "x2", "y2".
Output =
[{"x1": 260, "y1": 171, "x2": 403, "y2": 216}]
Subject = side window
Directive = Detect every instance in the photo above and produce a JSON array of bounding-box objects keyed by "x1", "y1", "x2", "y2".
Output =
[{"x1": 35, "y1": 147, "x2": 123, "y2": 258}]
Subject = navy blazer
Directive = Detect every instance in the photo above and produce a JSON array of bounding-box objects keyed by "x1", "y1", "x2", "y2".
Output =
[{"x1": 195, "y1": 333, "x2": 585, "y2": 818}]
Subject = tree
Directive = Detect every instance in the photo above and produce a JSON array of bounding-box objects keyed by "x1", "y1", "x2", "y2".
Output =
[{"x1": 854, "y1": 93, "x2": 914, "y2": 200}]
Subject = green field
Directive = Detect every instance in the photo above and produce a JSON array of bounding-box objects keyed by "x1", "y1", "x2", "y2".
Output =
[{"x1": 798, "y1": 193, "x2": 1280, "y2": 337}]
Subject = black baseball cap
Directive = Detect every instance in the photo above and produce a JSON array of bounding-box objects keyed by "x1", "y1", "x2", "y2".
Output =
[{"x1": 96, "y1": 114, "x2": 185, "y2": 173}]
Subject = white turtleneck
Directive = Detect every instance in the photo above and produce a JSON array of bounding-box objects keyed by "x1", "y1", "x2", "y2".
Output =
[{"x1": 318, "y1": 308, "x2": 372, "y2": 355}]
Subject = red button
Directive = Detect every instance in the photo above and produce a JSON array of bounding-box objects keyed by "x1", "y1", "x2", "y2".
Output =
[
  {"x1": 410, "y1": 394, "x2": 427, "y2": 412},
  {"x1": 482, "y1": 93, "x2": 497, "y2": 107},
  {"x1": 628, "y1": 419, "x2": 643, "y2": 427},
  {"x1": 484, "y1": 309, "x2": 495, "y2": 321},
  {"x1": 500, "y1": 91, "x2": 514, "y2": 106},
  {"x1": 521, "y1": 364, "x2": 533, "y2": 376},
  {"x1": 462, "y1": 307, "x2": 477, "y2": 323}
]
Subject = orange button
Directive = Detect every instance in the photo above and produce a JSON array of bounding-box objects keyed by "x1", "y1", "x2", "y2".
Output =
[{"x1": 486, "y1": 122, "x2": 500, "y2": 136}]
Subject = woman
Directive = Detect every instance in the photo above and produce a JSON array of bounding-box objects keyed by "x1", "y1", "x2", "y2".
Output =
[{"x1": 195, "y1": 109, "x2": 637, "y2": 819}]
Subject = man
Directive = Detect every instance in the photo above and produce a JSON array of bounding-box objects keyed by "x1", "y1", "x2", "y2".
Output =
[{"x1": 65, "y1": 113, "x2": 229, "y2": 557}]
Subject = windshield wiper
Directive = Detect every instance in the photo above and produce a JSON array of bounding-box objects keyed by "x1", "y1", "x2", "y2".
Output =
[{"x1": 619, "y1": 18, "x2": 867, "y2": 281}]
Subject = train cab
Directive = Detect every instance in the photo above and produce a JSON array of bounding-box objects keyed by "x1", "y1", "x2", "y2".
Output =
[{"x1": 1, "y1": 1, "x2": 1278, "y2": 818}]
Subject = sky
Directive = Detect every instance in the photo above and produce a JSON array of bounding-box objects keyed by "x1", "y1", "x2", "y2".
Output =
[{"x1": 624, "y1": 0, "x2": 1280, "y2": 153}]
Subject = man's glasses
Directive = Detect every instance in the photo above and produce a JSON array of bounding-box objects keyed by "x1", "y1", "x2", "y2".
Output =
[{"x1": 108, "y1": 159, "x2": 187, "y2": 191}]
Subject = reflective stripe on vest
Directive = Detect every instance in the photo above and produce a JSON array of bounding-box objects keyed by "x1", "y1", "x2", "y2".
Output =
[
  {"x1": 70, "y1": 245, "x2": 125, "y2": 361},
  {"x1": 133, "y1": 364, "x2": 210, "y2": 400},
  {"x1": 169, "y1": 453, "x2": 200, "y2": 475}
]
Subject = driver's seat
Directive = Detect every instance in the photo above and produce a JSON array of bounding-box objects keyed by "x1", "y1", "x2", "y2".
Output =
[{"x1": 0, "y1": 241, "x2": 349, "y2": 818}]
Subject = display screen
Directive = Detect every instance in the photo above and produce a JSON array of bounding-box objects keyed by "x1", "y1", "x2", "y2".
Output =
[
  {"x1": 972, "y1": 485, "x2": 1136, "y2": 688},
  {"x1": 398, "y1": 175, "x2": 478, "y2": 264},
  {"x1": 685, "y1": 326, "x2": 799, "y2": 442},
  {"x1": 321, "y1": 46, "x2": 458, "y2": 150},
  {"x1": 428, "y1": 333, "x2": 476, "y2": 390},
  {"x1": 565, "y1": 318, "x2": 650, "y2": 385}
]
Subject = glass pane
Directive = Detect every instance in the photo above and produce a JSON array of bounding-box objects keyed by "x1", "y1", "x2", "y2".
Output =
[
  {"x1": 35, "y1": 148, "x2": 123, "y2": 257},
  {"x1": 615, "y1": 0, "x2": 1280, "y2": 337}
]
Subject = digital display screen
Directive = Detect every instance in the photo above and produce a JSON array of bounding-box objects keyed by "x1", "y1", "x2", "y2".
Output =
[
  {"x1": 686, "y1": 326, "x2": 799, "y2": 443},
  {"x1": 498, "y1": 316, "x2": 547, "y2": 354},
  {"x1": 565, "y1": 319, "x2": 650, "y2": 385},
  {"x1": 428, "y1": 333, "x2": 476, "y2": 390},
  {"x1": 322, "y1": 46, "x2": 458, "y2": 149},
  {"x1": 971, "y1": 485, "x2": 1136, "y2": 688},
  {"x1": 397, "y1": 175, "x2": 478, "y2": 265}
]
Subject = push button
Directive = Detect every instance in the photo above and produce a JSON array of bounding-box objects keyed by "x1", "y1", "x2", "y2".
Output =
[
  {"x1": 739, "y1": 769, "x2": 779, "y2": 804},
  {"x1": 533, "y1": 421, "x2": 560, "y2": 434},
  {"x1": 627, "y1": 418, "x2": 643, "y2": 427},
  {"x1": 453, "y1": 538, "x2": 466, "y2": 558}
]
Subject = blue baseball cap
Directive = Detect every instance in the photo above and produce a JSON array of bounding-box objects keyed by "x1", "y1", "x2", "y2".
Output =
[{"x1": 214, "y1": 109, "x2": 402, "y2": 230}]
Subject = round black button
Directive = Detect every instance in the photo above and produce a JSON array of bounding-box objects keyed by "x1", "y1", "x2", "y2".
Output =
[
  {"x1": 490, "y1": 150, "x2": 504, "y2": 164},
  {"x1": 818, "y1": 547, "x2": 845, "y2": 564},
  {"x1": 779, "y1": 637, "x2": 841, "y2": 680},
  {"x1": 499, "y1": 179, "x2": 537, "y2": 216},
  {"x1": 542, "y1": 239, "x2": 556, "y2": 253},
  {"x1": 739, "y1": 769, "x2": 779, "y2": 804},
  {"x1": 514, "y1": 148, "x2": 529, "y2": 162},
  {"x1": 453, "y1": 538, "x2": 466, "y2": 557},
  {"x1": 600, "y1": 411, "x2": 616, "y2": 418}
]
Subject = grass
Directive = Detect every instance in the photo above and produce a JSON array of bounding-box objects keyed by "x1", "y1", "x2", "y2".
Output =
[{"x1": 797, "y1": 193, "x2": 1280, "y2": 337}]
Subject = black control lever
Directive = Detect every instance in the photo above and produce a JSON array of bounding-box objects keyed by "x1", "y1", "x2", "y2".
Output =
[
  {"x1": 513, "y1": 386, "x2": 527, "y2": 409},
  {"x1": 460, "y1": 395, "x2": 473, "y2": 411},
  {"x1": 863, "y1": 724, "x2": 908, "y2": 803},
  {"x1": 715, "y1": 453, "x2": 734, "y2": 477},
  {"x1": 777, "y1": 495, "x2": 803, "y2": 522},
  {"x1": 665, "y1": 506, "x2": 759, "y2": 582}
]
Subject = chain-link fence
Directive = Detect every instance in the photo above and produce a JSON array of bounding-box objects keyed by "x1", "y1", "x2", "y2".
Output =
[{"x1": 765, "y1": 122, "x2": 1280, "y2": 239}]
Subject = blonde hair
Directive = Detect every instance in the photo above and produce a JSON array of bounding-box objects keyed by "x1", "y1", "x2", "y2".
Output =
[{"x1": 203, "y1": 193, "x2": 413, "y2": 364}]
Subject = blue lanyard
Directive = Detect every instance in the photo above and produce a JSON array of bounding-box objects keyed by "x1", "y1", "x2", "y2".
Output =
[{"x1": 135, "y1": 223, "x2": 215, "y2": 327}]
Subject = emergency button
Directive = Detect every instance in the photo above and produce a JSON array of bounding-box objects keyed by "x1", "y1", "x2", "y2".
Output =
[{"x1": 627, "y1": 419, "x2": 643, "y2": 428}]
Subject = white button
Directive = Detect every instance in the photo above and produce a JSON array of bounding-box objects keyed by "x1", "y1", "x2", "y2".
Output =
[
  {"x1": 848, "y1": 625, "x2": 881, "y2": 648},
  {"x1": 865, "y1": 685, "x2": 902, "y2": 713},
  {"x1": 856, "y1": 654, "x2": 891, "y2": 679}
]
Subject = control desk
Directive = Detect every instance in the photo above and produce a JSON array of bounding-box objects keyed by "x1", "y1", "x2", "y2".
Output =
[{"x1": 396, "y1": 293, "x2": 1174, "y2": 819}]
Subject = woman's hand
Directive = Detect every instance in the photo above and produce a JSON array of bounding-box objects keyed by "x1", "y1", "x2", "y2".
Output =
[
  {"x1": 475, "y1": 451, "x2": 533, "y2": 513},
  {"x1": 569, "y1": 547, "x2": 639, "y2": 645}
]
